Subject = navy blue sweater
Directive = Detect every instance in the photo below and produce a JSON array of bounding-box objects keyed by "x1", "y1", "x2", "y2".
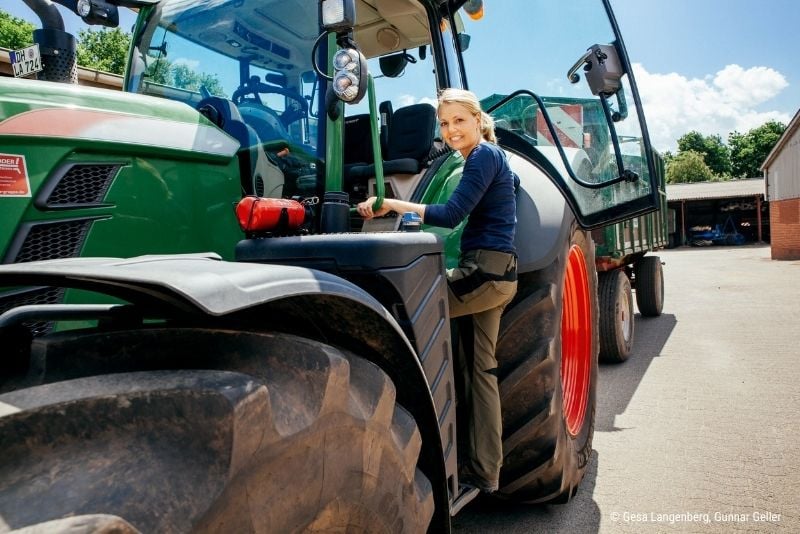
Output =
[{"x1": 425, "y1": 142, "x2": 518, "y2": 254}]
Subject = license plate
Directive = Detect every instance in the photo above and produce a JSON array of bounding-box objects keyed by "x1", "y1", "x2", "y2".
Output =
[{"x1": 10, "y1": 44, "x2": 43, "y2": 78}]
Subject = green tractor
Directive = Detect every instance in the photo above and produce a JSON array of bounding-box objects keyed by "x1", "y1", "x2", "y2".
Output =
[{"x1": 0, "y1": 0, "x2": 661, "y2": 531}]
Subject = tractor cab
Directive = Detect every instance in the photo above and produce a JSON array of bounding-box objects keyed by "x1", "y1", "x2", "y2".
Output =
[{"x1": 124, "y1": 0, "x2": 660, "y2": 233}]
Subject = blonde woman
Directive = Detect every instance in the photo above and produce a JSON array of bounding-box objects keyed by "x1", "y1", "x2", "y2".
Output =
[{"x1": 358, "y1": 88, "x2": 518, "y2": 493}]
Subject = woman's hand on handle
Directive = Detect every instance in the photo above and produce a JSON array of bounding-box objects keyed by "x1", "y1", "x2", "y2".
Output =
[
  {"x1": 357, "y1": 197, "x2": 427, "y2": 221},
  {"x1": 357, "y1": 197, "x2": 391, "y2": 219}
]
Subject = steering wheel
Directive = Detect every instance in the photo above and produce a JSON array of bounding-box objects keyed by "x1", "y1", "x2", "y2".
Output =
[{"x1": 232, "y1": 77, "x2": 309, "y2": 129}]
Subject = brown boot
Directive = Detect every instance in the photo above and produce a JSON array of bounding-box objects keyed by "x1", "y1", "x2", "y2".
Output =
[{"x1": 458, "y1": 465, "x2": 499, "y2": 494}]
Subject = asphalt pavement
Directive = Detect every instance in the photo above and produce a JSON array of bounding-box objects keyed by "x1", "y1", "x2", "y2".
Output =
[{"x1": 452, "y1": 244, "x2": 800, "y2": 533}]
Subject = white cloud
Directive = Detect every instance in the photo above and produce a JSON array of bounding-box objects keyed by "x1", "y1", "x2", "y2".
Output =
[{"x1": 633, "y1": 63, "x2": 791, "y2": 153}]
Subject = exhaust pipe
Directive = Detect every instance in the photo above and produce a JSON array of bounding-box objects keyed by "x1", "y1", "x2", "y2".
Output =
[{"x1": 23, "y1": 0, "x2": 78, "y2": 83}]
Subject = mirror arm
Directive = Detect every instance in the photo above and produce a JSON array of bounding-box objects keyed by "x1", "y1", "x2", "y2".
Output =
[
  {"x1": 567, "y1": 50, "x2": 592, "y2": 84},
  {"x1": 599, "y1": 94, "x2": 638, "y2": 183}
]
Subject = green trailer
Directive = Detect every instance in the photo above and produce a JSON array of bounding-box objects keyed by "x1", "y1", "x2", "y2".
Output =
[{"x1": 592, "y1": 151, "x2": 667, "y2": 362}]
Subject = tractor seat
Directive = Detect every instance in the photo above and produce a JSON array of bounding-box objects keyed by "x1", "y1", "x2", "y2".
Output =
[{"x1": 346, "y1": 103, "x2": 437, "y2": 180}]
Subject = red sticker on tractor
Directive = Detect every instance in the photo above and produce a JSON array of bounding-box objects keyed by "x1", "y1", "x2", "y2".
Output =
[{"x1": 0, "y1": 153, "x2": 31, "y2": 197}]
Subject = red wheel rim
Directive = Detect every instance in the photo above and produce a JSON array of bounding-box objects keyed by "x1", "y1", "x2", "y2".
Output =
[{"x1": 561, "y1": 245, "x2": 592, "y2": 436}]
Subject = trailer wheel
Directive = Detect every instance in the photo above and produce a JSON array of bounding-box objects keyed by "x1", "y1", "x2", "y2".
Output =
[
  {"x1": 598, "y1": 269, "x2": 634, "y2": 363},
  {"x1": 0, "y1": 331, "x2": 434, "y2": 533},
  {"x1": 495, "y1": 222, "x2": 598, "y2": 503},
  {"x1": 634, "y1": 255, "x2": 664, "y2": 316}
]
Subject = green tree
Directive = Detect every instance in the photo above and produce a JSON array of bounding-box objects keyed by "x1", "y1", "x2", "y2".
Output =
[
  {"x1": 197, "y1": 72, "x2": 226, "y2": 97},
  {"x1": 0, "y1": 9, "x2": 35, "y2": 50},
  {"x1": 677, "y1": 130, "x2": 731, "y2": 176},
  {"x1": 728, "y1": 121, "x2": 787, "y2": 178},
  {"x1": 171, "y1": 64, "x2": 225, "y2": 95},
  {"x1": 76, "y1": 27, "x2": 131, "y2": 75},
  {"x1": 143, "y1": 59, "x2": 226, "y2": 96},
  {"x1": 665, "y1": 150, "x2": 715, "y2": 184},
  {"x1": 145, "y1": 57, "x2": 171, "y2": 84}
]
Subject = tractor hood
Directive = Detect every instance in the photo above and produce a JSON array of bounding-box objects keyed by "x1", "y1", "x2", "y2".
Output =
[{"x1": 0, "y1": 77, "x2": 239, "y2": 159}]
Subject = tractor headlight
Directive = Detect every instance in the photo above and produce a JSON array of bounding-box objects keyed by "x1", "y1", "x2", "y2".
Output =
[
  {"x1": 77, "y1": 0, "x2": 92, "y2": 17},
  {"x1": 333, "y1": 71, "x2": 359, "y2": 101},
  {"x1": 332, "y1": 47, "x2": 367, "y2": 103},
  {"x1": 333, "y1": 48, "x2": 359, "y2": 71}
]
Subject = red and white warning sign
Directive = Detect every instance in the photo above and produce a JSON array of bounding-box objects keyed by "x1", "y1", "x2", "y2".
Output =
[
  {"x1": 0, "y1": 153, "x2": 31, "y2": 197},
  {"x1": 536, "y1": 104, "x2": 585, "y2": 148}
]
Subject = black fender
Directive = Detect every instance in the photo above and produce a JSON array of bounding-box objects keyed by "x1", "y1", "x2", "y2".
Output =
[
  {"x1": 500, "y1": 130, "x2": 576, "y2": 274},
  {"x1": 0, "y1": 253, "x2": 450, "y2": 531}
]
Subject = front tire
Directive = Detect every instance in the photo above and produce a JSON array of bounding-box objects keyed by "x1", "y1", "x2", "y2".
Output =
[
  {"x1": 0, "y1": 330, "x2": 434, "y2": 533},
  {"x1": 495, "y1": 222, "x2": 598, "y2": 502}
]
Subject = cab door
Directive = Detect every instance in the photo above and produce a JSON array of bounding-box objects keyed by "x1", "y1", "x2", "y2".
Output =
[{"x1": 449, "y1": 0, "x2": 660, "y2": 228}]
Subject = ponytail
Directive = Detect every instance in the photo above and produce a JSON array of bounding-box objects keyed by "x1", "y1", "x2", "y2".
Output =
[{"x1": 480, "y1": 111, "x2": 496, "y2": 144}]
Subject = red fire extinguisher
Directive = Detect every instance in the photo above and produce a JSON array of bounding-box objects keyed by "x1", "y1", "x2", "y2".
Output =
[{"x1": 235, "y1": 196, "x2": 312, "y2": 234}]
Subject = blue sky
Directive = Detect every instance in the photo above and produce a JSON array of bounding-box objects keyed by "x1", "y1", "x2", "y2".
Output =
[
  {"x1": 611, "y1": 0, "x2": 798, "y2": 150},
  {"x1": 5, "y1": 1, "x2": 798, "y2": 153}
]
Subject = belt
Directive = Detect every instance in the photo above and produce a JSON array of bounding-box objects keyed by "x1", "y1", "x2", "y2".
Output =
[
  {"x1": 467, "y1": 249, "x2": 517, "y2": 278},
  {"x1": 449, "y1": 249, "x2": 517, "y2": 297}
]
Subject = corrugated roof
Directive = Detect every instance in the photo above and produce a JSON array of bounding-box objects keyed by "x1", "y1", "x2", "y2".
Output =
[
  {"x1": 667, "y1": 178, "x2": 765, "y2": 202},
  {"x1": 761, "y1": 108, "x2": 800, "y2": 170}
]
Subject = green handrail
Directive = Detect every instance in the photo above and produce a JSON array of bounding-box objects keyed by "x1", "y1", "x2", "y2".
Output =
[{"x1": 367, "y1": 74, "x2": 385, "y2": 210}]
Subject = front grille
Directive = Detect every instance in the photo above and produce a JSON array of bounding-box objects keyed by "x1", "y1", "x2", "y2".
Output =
[
  {"x1": 13, "y1": 219, "x2": 93, "y2": 263},
  {"x1": 0, "y1": 287, "x2": 65, "y2": 337},
  {"x1": 41, "y1": 164, "x2": 119, "y2": 208}
]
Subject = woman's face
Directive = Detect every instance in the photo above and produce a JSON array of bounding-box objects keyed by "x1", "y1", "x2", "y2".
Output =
[{"x1": 438, "y1": 102, "x2": 481, "y2": 158}]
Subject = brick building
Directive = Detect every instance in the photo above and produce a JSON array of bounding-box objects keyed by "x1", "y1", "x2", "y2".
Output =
[{"x1": 762, "y1": 109, "x2": 800, "y2": 260}]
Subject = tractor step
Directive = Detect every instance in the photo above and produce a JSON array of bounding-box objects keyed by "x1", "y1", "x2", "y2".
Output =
[{"x1": 450, "y1": 487, "x2": 480, "y2": 516}]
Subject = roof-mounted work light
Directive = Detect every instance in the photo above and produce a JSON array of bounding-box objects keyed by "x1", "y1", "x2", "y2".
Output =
[{"x1": 320, "y1": 0, "x2": 356, "y2": 32}]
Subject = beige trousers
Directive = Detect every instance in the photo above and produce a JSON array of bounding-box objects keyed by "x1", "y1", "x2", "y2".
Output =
[{"x1": 448, "y1": 250, "x2": 517, "y2": 483}]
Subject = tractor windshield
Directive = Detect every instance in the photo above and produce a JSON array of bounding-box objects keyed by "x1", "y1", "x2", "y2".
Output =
[{"x1": 127, "y1": 0, "x2": 324, "y2": 194}]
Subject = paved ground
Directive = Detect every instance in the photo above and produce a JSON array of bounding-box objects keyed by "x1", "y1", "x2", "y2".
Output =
[{"x1": 452, "y1": 244, "x2": 800, "y2": 533}]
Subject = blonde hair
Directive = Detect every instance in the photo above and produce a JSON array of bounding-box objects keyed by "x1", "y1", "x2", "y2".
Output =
[{"x1": 437, "y1": 88, "x2": 496, "y2": 144}]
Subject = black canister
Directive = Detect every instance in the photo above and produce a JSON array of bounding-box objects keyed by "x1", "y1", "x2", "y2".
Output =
[{"x1": 320, "y1": 191, "x2": 351, "y2": 233}]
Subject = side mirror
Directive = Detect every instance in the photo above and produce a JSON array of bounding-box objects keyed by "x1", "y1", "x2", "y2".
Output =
[
  {"x1": 567, "y1": 43, "x2": 624, "y2": 96},
  {"x1": 319, "y1": 0, "x2": 356, "y2": 32},
  {"x1": 456, "y1": 33, "x2": 471, "y2": 52}
]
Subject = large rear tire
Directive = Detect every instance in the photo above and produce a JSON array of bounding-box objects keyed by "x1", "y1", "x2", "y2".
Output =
[
  {"x1": 634, "y1": 255, "x2": 664, "y2": 317},
  {"x1": 0, "y1": 331, "x2": 434, "y2": 533},
  {"x1": 495, "y1": 222, "x2": 598, "y2": 502},
  {"x1": 598, "y1": 269, "x2": 634, "y2": 363}
]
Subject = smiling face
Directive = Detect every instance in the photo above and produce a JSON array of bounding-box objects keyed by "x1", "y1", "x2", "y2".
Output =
[{"x1": 438, "y1": 102, "x2": 482, "y2": 159}]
